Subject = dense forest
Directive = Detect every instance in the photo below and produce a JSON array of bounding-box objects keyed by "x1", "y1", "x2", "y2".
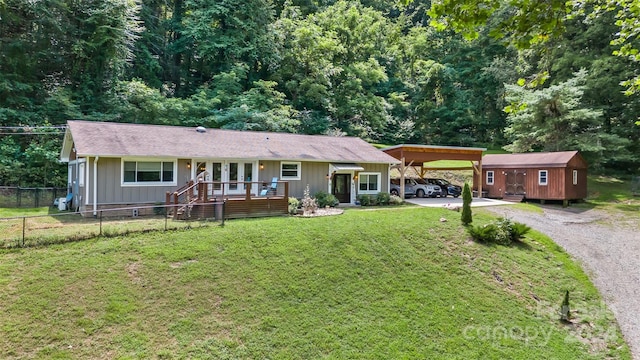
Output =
[{"x1": 1, "y1": 0, "x2": 639, "y2": 187}]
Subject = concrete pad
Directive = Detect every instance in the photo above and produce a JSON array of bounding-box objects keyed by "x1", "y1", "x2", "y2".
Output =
[{"x1": 406, "y1": 197, "x2": 514, "y2": 208}]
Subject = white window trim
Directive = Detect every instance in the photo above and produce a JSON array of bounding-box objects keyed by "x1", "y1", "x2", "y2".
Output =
[
  {"x1": 539, "y1": 170, "x2": 548, "y2": 186},
  {"x1": 79, "y1": 163, "x2": 85, "y2": 187},
  {"x1": 121, "y1": 158, "x2": 178, "y2": 187},
  {"x1": 572, "y1": 170, "x2": 578, "y2": 185},
  {"x1": 358, "y1": 172, "x2": 381, "y2": 195},
  {"x1": 486, "y1": 171, "x2": 494, "y2": 185},
  {"x1": 280, "y1": 161, "x2": 301, "y2": 181}
]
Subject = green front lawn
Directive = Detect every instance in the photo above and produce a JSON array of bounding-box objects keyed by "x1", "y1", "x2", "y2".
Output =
[{"x1": 0, "y1": 207, "x2": 629, "y2": 359}]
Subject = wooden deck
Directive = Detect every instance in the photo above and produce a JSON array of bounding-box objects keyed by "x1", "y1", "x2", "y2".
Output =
[{"x1": 167, "y1": 181, "x2": 289, "y2": 220}]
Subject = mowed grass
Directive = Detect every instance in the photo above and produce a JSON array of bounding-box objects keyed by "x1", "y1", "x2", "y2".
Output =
[
  {"x1": 0, "y1": 207, "x2": 54, "y2": 218},
  {"x1": 0, "y1": 207, "x2": 217, "y2": 248},
  {"x1": 586, "y1": 176, "x2": 639, "y2": 207},
  {"x1": 0, "y1": 208, "x2": 630, "y2": 359}
]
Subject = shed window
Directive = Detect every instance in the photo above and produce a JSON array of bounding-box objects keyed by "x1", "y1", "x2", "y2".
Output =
[
  {"x1": 486, "y1": 171, "x2": 494, "y2": 185},
  {"x1": 280, "y1": 162, "x2": 301, "y2": 180},
  {"x1": 123, "y1": 160, "x2": 176, "y2": 185},
  {"x1": 572, "y1": 170, "x2": 578, "y2": 185},
  {"x1": 539, "y1": 170, "x2": 548, "y2": 185},
  {"x1": 358, "y1": 173, "x2": 380, "y2": 194}
]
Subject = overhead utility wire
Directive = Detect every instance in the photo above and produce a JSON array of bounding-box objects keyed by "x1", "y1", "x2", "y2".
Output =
[{"x1": 0, "y1": 125, "x2": 67, "y2": 135}]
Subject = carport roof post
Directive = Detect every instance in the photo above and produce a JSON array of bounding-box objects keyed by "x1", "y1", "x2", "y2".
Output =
[{"x1": 382, "y1": 144, "x2": 487, "y2": 198}]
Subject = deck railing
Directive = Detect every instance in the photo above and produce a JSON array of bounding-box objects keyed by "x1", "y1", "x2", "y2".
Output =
[{"x1": 166, "y1": 181, "x2": 289, "y2": 220}]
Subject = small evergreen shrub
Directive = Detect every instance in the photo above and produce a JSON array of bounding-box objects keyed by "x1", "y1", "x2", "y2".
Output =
[
  {"x1": 467, "y1": 217, "x2": 531, "y2": 245},
  {"x1": 357, "y1": 194, "x2": 375, "y2": 206},
  {"x1": 375, "y1": 192, "x2": 391, "y2": 205},
  {"x1": 461, "y1": 182, "x2": 473, "y2": 225},
  {"x1": 314, "y1": 191, "x2": 339, "y2": 208},
  {"x1": 467, "y1": 223, "x2": 498, "y2": 243},
  {"x1": 510, "y1": 222, "x2": 532, "y2": 241},
  {"x1": 389, "y1": 195, "x2": 403, "y2": 205},
  {"x1": 288, "y1": 197, "x2": 300, "y2": 215}
]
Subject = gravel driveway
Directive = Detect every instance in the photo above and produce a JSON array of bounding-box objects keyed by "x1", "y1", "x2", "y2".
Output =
[{"x1": 485, "y1": 205, "x2": 640, "y2": 359}]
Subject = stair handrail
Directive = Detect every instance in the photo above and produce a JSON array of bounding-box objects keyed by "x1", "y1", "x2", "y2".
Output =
[{"x1": 178, "y1": 180, "x2": 198, "y2": 197}]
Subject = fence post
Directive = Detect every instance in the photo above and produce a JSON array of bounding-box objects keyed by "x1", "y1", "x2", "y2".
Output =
[
  {"x1": 221, "y1": 201, "x2": 225, "y2": 226},
  {"x1": 22, "y1": 217, "x2": 26, "y2": 247},
  {"x1": 99, "y1": 210, "x2": 103, "y2": 236},
  {"x1": 164, "y1": 206, "x2": 168, "y2": 231}
]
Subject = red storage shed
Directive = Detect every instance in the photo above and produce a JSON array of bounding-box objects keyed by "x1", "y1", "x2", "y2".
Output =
[{"x1": 479, "y1": 151, "x2": 588, "y2": 206}]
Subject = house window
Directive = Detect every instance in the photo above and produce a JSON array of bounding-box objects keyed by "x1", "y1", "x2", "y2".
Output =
[
  {"x1": 280, "y1": 162, "x2": 301, "y2": 180},
  {"x1": 486, "y1": 171, "x2": 494, "y2": 185},
  {"x1": 123, "y1": 160, "x2": 176, "y2": 185},
  {"x1": 358, "y1": 173, "x2": 381, "y2": 194},
  {"x1": 79, "y1": 163, "x2": 85, "y2": 187},
  {"x1": 539, "y1": 170, "x2": 548, "y2": 185},
  {"x1": 573, "y1": 170, "x2": 578, "y2": 185}
]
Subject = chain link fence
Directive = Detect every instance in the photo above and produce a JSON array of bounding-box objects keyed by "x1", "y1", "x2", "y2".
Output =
[
  {"x1": 0, "y1": 202, "x2": 225, "y2": 248},
  {"x1": 0, "y1": 187, "x2": 68, "y2": 208}
]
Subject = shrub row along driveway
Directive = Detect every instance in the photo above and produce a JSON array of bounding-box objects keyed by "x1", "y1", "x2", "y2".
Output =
[{"x1": 486, "y1": 205, "x2": 640, "y2": 359}]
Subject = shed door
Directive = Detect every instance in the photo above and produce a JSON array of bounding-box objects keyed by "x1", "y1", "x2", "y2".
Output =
[
  {"x1": 332, "y1": 174, "x2": 351, "y2": 203},
  {"x1": 505, "y1": 170, "x2": 526, "y2": 195}
]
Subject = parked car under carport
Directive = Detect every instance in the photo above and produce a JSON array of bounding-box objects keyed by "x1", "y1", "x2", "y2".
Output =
[
  {"x1": 390, "y1": 178, "x2": 414, "y2": 198},
  {"x1": 425, "y1": 178, "x2": 462, "y2": 198}
]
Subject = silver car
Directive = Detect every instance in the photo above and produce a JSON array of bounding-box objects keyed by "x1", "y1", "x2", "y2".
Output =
[{"x1": 390, "y1": 178, "x2": 415, "y2": 198}]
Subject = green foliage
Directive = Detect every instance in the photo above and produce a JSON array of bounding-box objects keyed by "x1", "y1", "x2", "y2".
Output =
[
  {"x1": 356, "y1": 194, "x2": 376, "y2": 206},
  {"x1": 357, "y1": 192, "x2": 394, "y2": 206},
  {"x1": 461, "y1": 182, "x2": 472, "y2": 225},
  {"x1": 375, "y1": 192, "x2": 391, "y2": 205},
  {"x1": 313, "y1": 191, "x2": 339, "y2": 208},
  {"x1": 1, "y1": 0, "x2": 639, "y2": 188},
  {"x1": 467, "y1": 222, "x2": 498, "y2": 243},
  {"x1": 503, "y1": 69, "x2": 631, "y2": 170},
  {"x1": 288, "y1": 197, "x2": 300, "y2": 215},
  {"x1": 428, "y1": 0, "x2": 569, "y2": 48},
  {"x1": 467, "y1": 217, "x2": 532, "y2": 245},
  {"x1": 510, "y1": 221, "x2": 532, "y2": 241}
]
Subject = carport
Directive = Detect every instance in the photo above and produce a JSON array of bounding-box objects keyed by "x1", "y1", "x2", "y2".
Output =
[{"x1": 382, "y1": 144, "x2": 486, "y2": 198}]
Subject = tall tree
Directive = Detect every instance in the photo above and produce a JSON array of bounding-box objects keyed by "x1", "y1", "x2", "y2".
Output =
[
  {"x1": 503, "y1": 69, "x2": 630, "y2": 169},
  {"x1": 181, "y1": 0, "x2": 277, "y2": 94},
  {"x1": 427, "y1": 0, "x2": 640, "y2": 101}
]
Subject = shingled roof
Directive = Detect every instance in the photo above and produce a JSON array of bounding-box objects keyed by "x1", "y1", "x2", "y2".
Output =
[
  {"x1": 62, "y1": 120, "x2": 399, "y2": 164},
  {"x1": 482, "y1": 151, "x2": 584, "y2": 168}
]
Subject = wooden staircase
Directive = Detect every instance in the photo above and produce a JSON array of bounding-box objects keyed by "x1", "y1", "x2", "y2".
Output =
[
  {"x1": 502, "y1": 194, "x2": 525, "y2": 202},
  {"x1": 167, "y1": 179, "x2": 289, "y2": 220}
]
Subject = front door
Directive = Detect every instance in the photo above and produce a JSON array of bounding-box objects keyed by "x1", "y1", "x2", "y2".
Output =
[
  {"x1": 333, "y1": 174, "x2": 351, "y2": 203},
  {"x1": 226, "y1": 161, "x2": 256, "y2": 195},
  {"x1": 505, "y1": 170, "x2": 526, "y2": 195},
  {"x1": 195, "y1": 161, "x2": 222, "y2": 196}
]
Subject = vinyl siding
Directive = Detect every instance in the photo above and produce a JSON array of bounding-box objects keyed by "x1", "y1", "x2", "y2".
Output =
[
  {"x1": 264, "y1": 161, "x2": 390, "y2": 199},
  {"x1": 83, "y1": 157, "x2": 391, "y2": 205},
  {"x1": 87, "y1": 157, "x2": 187, "y2": 205}
]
